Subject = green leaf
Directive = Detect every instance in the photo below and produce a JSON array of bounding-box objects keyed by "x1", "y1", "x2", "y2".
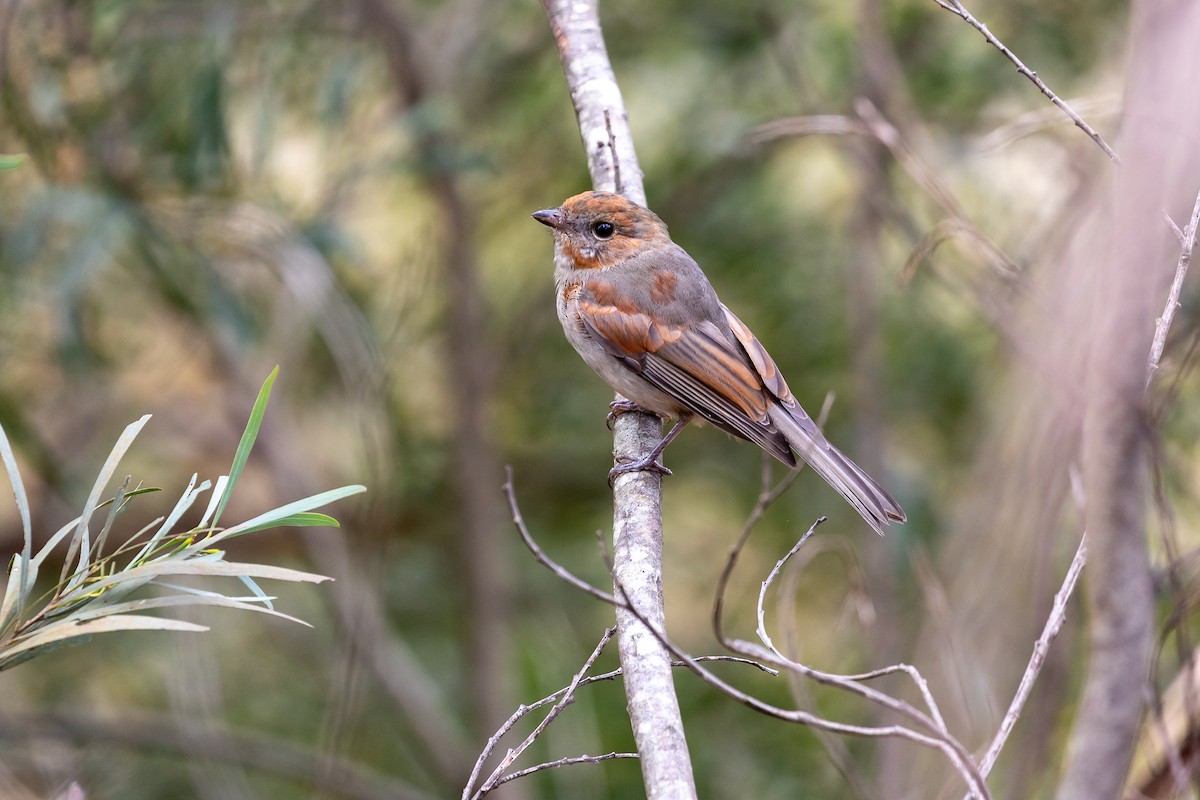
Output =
[
  {"x1": 212, "y1": 367, "x2": 278, "y2": 528},
  {"x1": 210, "y1": 485, "x2": 364, "y2": 543},
  {"x1": 96, "y1": 486, "x2": 161, "y2": 509},
  {"x1": 0, "y1": 154, "x2": 25, "y2": 172},
  {"x1": 229, "y1": 511, "x2": 341, "y2": 536}
]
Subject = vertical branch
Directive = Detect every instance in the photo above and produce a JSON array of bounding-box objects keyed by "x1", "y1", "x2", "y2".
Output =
[
  {"x1": 540, "y1": 2, "x2": 697, "y2": 798},
  {"x1": 1055, "y1": 3, "x2": 1200, "y2": 798}
]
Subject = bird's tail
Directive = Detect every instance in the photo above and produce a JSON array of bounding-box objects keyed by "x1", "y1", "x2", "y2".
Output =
[{"x1": 768, "y1": 404, "x2": 906, "y2": 536}]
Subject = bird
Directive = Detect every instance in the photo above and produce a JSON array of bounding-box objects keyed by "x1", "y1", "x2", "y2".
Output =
[{"x1": 532, "y1": 190, "x2": 906, "y2": 535}]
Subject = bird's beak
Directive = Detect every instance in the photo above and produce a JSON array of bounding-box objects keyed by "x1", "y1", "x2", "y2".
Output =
[{"x1": 531, "y1": 208, "x2": 563, "y2": 229}]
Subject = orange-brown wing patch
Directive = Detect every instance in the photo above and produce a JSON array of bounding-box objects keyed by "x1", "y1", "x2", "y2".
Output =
[
  {"x1": 574, "y1": 284, "x2": 793, "y2": 464},
  {"x1": 722, "y1": 304, "x2": 793, "y2": 402},
  {"x1": 650, "y1": 270, "x2": 678, "y2": 304},
  {"x1": 577, "y1": 298, "x2": 681, "y2": 360}
]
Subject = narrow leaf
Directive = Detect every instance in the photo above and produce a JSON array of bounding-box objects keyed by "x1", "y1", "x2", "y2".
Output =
[
  {"x1": 211, "y1": 485, "x2": 365, "y2": 543},
  {"x1": 96, "y1": 486, "x2": 160, "y2": 509},
  {"x1": 92, "y1": 476, "x2": 130, "y2": 561},
  {"x1": 62, "y1": 415, "x2": 151, "y2": 591},
  {"x1": 199, "y1": 475, "x2": 228, "y2": 528},
  {"x1": 228, "y1": 512, "x2": 341, "y2": 536},
  {"x1": 0, "y1": 424, "x2": 33, "y2": 614},
  {"x1": 213, "y1": 367, "x2": 278, "y2": 528},
  {"x1": 131, "y1": 475, "x2": 206, "y2": 565},
  {"x1": 0, "y1": 423, "x2": 32, "y2": 561},
  {"x1": 59, "y1": 560, "x2": 330, "y2": 604},
  {"x1": 237, "y1": 575, "x2": 274, "y2": 611},
  {"x1": 0, "y1": 556, "x2": 27, "y2": 635},
  {"x1": 1, "y1": 614, "x2": 207, "y2": 665},
  {"x1": 55, "y1": 593, "x2": 310, "y2": 627}
]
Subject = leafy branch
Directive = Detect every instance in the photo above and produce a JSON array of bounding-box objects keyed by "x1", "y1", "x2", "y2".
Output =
[{"x1": 0, "y1": 367, "x2": 365, "y2": 671}]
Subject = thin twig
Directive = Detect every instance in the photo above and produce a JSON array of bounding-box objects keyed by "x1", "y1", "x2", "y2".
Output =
[
  {"x1": 758, "y1": 533, "x2": 951, "y2": 736},
  {"x1": 469, "y1": 627, "x2": 616, "y2": 799},
  {"x1": 1147, "y1": 188, "x2": 1200, "y2": 388},
  {"x1": 463, "y1": 652, "x2": 775, "y2": 799},
  {"x1": 492, "y1": 752, "x2": 639, "y2": 787},
  {"x1": 930, "y1": 0, "x2": 1119, "y2": 163},
  {"x1": 503, "y1": 467, "x2": 618, "y2": 606},
  {"x1": 615, "y1": 569, "x2": 991, "y2": 799},
  {"x1": 712, "y1": 392, "x2": 834, "y2": 643},
  {"x1": 704, "y1": 394, "x2": 978, "y2": 794},
  {"x1": 972, "y1": 533, "x2": 1087, "y2": 783},
  {"x1": 955, "y1": 175, "x2": 1200, "y2": 797}
]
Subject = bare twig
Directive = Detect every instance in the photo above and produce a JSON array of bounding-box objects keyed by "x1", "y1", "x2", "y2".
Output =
[
  {"x1": 1007, "y1": 179, "x2": 1198, "y2": 797},
  {"x1": 1053, "y1": 21, "x2": 1198, "y2": 785},
  {"x1": 510, "y1": 416, "x2": 986, "y2": 795},
  {"x1": 899, "y1": 218, "x2": 1019, "y2": 285},
  {"x1": 617, "y1": 563, "x2": 991, "y2": 799},
  {"x1": 491, "y1": 752, "x2": 639, "y2": 788},
  {"x1": 471, "y1": 628, "x2": 616, "y2": 798},
  {"x1": 503, "y1": 467, "x2": 617, "y2": 605},
  {"x1": 930, "y1": 0, "x2": 1119, "y2": 163},
  {"x1": 712, "y1": 391, "x2": 834, "y2": 643},
  {"x1": 485, "y1": 474, "x2": 781, "y2": 796},
  {"x1": 1147, "y1": 188, "x2": 1200, "y2": 388},
  {"x1": 757, "y1": 532, "x2": 952, "y2": 737},
  {"x1": 973, "y1": 534, "x2": 1087, "y2": 783},
  {"x1": 464, "y1": 661, "x2": 627, "y2": 799},
  {"x1": 705, "y1": 393, "x2": 981, "y2": 795}
]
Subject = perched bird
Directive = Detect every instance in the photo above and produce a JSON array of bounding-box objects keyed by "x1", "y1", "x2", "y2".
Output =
[{"x1": 532, "y1": 191, "x2": 905, "y2": 535}]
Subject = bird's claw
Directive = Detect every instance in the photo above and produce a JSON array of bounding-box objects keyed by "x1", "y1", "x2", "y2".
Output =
[
  {"x1": 606, "y1": 399, "x2": 647, "y2": 429},
  {"x1": 608, "y1": 455, "x2": 673, "y2": 487}
]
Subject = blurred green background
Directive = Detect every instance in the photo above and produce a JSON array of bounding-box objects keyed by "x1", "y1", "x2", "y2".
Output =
[{"x1": 2, "y1": 0, "x2": 1189, "y2": 799}]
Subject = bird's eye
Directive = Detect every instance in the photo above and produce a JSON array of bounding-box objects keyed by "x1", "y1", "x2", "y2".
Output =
[{"x1": 591, "y1": 221, "x2": 615, "y2": 239}]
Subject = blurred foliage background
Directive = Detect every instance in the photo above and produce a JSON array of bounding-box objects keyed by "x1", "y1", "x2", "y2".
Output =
[{"x1": 2, "y1": 0, "x2": 1194, "y2": 798}]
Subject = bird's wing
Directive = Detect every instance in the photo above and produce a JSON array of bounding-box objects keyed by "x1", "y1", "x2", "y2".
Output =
[
  {"x1": 723, "y1": 304, "x2": 906, "y2": 530},
  {"x1": 575, "y1": 288, "x2": 795, "y2": 465}
]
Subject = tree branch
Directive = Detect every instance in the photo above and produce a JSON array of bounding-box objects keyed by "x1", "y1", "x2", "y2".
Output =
[
  {"x1": 539, "y1": 2, "x2": 696, "y2": 798},
  {"x1": 930, "y1": 0, "x2": 1119, "y2": 163},
  {"x1": 1055, "y1": 5, "x2": 1200, "y2": 795}
]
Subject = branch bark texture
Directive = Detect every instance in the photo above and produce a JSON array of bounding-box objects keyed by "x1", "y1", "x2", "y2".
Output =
[{"x1": 540, "y1": 1, "x2": 697, "y2": 798}]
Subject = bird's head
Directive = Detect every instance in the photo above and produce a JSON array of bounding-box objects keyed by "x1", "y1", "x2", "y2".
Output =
[{"x1": 532, "y1": 191, "x2": 672, "y2": 270}]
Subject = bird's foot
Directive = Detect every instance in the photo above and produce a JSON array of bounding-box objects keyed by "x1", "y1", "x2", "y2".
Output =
[
  {"x1": 606, "y1": 398, "x2": 650, "y2": 429},
  {"x1": 608, "y1": 455, "x2": 673, "y2": 487}
]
